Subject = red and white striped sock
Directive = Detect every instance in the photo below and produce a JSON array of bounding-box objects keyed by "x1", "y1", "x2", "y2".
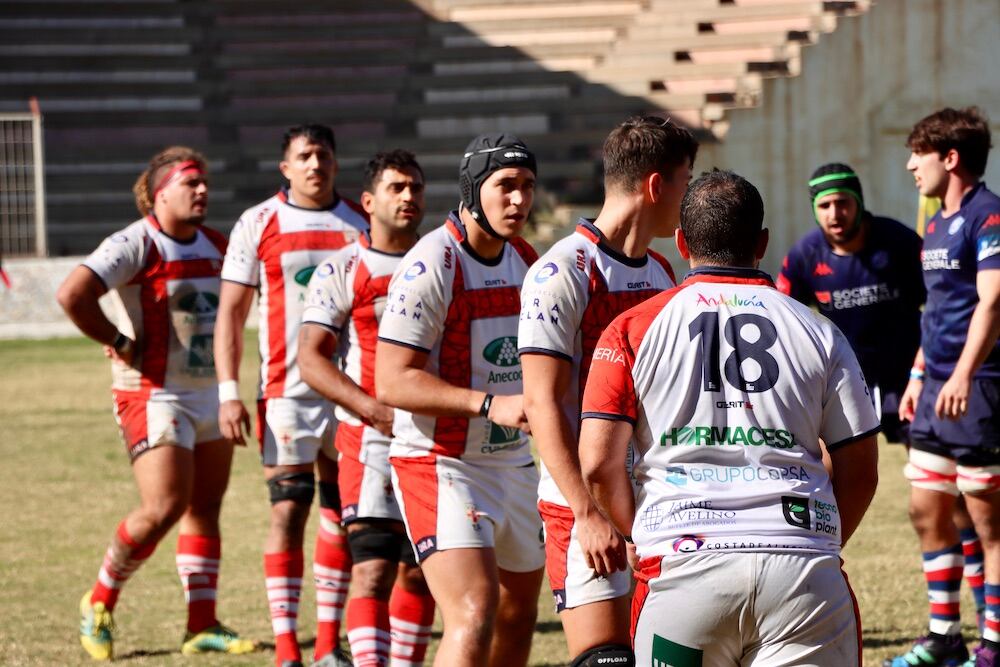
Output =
[
  {"x1": 265, "y1": 550, "x2": 303, "y2": 667},
  {"x1": 346, "y1": 597, "x2": 391, "y2": 666},
  {"x1": 313, "y1": 508, "x2": 352, "y2": 660},
  {"x1": 176, "y1": 534, "x2": 220, "y2": 633},
  {"x1": 389, "y1": 585, "x2": 435, "y2": 666},
  {"x1": 90, "y1": 520, "x2": 157, "y2": 611}
]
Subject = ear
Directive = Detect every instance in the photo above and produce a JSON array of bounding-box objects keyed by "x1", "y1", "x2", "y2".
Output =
[
  {"x1": 646, "y1": 171, "x2": 663, "y2": 203},
  {"x1": 279, "y1": 159, "x2": 291, "y2": 181},
  {"x1": 675, "y1": 228, "x2": 691, "y2": 260},
  {"x1": 942, "y1": 148, "x2": 960, "y2": 172},
  {"x1": 755, "y1": 228, "x2": 769, "y2": 260},
  {"x1": 361, "y1": 190, "x2": 375, "y2": 215}
]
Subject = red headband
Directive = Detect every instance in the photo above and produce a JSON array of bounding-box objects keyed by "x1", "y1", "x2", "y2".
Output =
[{"x1": 152, "y1": 160, "x2": 205, "y2": 199}]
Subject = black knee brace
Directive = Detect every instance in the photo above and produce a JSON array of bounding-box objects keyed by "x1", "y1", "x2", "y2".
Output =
[
  {"x1": 318, "y1": 481, "x2": 341, "y2": 512},
  {"x1": 347, "y1": 523, "x2": 405, "y2": 564},
  {"x1": 570, "y1": 644, "x2": 634, "y2": 667},
  {"x1": 267, "y1": 471, "x2": 315, "y2": 506}
]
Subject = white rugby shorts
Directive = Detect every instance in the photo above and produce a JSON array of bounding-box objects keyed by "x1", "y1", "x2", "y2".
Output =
[
  {"x1": 257, "y1": 397, "x2": 337, "y2": 466},
  {"x1": 113, "y1": 388, "x2": 223, "y2": 461}
]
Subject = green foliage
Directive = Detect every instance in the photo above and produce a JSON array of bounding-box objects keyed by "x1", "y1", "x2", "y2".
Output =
[{"x1": 0, "y1": 336, "x2": 980, "y2": 665}]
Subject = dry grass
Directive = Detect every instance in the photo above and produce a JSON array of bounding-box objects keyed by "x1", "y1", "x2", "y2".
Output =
[{"x1": 0, "y1": 336, "x2": 981, "y2": 666}]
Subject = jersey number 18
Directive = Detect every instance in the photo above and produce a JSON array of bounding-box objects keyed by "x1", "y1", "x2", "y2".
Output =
[{"x1": 688, "y1": 312, "x2": 779, "y2": 393}]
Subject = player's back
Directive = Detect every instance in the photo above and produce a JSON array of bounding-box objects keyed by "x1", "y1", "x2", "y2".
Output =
[{"x1": 584, "y1": 267, "x2": 878, "y2": 558}]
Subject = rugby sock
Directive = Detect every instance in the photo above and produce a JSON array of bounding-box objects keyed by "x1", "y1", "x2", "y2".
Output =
[
  {"x1": 90, "y1": 520, "x2": 158, "y2": 611},
  {"x1": 313, "y1": 507, "x2": 352, "y2": 660},
  {"x1": 961, "y1": 528, "x2": 987, "y2": 615},
  {"x1": 265, "y1": 550, "x2": 303, "y2": 666},
  {"x1": 389, "y1": 584, "x2": 436, "y2": 666},
  {"x1": 923, "y1": 544, "x2": 964, "y2": 636},
  {"x1": 346, "y1": 597, "x2": 391, "y2": 666},
  {"x1": 176, "y1": 534, "x2": 220, "y2": 633},
  {"x1": 985, "y1": 583, "x2": 1000, "y2": 643}
]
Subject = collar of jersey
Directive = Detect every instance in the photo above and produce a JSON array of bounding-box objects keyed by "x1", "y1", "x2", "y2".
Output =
[
  {"x1": 446, "y1": 211, "x2": 506, "y2": 267},
  {"x1": 575, "y1": 218, "x2": 648, "y2": 268},
  {"x1": 360, "y1": 229, "x2": 410, "y2": 257},
  {"x1": 277, "y1": 185, "x2": 341, "y2": 212},
  {"x1": 143, "y1": 214, "x2": 199, "y2": 245},
  {"x1": 683, "y1": 265, "x2": 775, "y2": 287}
]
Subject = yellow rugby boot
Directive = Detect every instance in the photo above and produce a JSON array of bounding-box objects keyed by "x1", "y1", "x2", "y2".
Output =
[
  {"x1": 79, "y1": 591, "x2": 115, "y2": 660},
  {"x1": 181, "y1": 623, "x2": 256, "y2": 655}
]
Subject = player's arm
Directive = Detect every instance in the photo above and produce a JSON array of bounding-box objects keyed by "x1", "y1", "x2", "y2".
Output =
[
  {"x1": 522, "y1": 353, "x2": 626, "y2": 575},
  {"x1": 56, "y1": 265, "x2": 135, "y2": 365},
  {"x1": 579, "y1": 417, "x2": 636, "y2": 544},
  {"x1": 299, "y1": 323, "x2": 394, "y2": 436},
  {"x1": 374, "y1": 341, "x2": 529, "y2": 431},
  {"x1": 936, "y1": 269, "x2": 1000, "y2": 419},
  {"x1": 826, "y1": 435, "x2": 879, "y2": 545},
  {"x1": 214, "y1": 280, "x2": 254, "y2": 444}
]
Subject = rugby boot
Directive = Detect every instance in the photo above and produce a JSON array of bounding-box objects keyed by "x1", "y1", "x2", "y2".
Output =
[
  {"x1": 181, "y1": 622, "x2": 256, "y2": 655},
  {"x1": 965, "y1": 644, "x2": 999, "y2": 667},
  {"x1": 884, "y1": 633, "x2": 969, "y2": 667},
  {"x1": 79, "y1": 591, "x2": 115, "y2": 660},
  {"x1": 310, "y1": 647, "x2": 353, "y2": 666}
]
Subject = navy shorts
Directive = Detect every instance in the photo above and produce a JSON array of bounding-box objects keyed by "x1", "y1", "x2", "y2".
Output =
[
  {"x1": 875, "y1": 385, "x2": 909, "y2": 445},
  {"x1": 910, "y1": 376, "x2": 1000, "y2": 465}
]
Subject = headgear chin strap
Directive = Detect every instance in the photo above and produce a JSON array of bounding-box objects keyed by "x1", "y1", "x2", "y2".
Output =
[
  {"x1": 459, "y1": 133, "x2": 537, "y2": 239},
  {"x1": 808, "y1": 162, "x2": 865, "y2": 237}
]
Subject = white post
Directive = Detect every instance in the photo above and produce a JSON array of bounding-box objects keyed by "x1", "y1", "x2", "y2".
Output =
[{"x1": 29, "y1": 98, "x2": 46, "y2": 258}]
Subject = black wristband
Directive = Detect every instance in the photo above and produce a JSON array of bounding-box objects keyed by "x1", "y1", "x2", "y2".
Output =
[
  {"x1": 111, "y1": 332, "x2": 130, "y2": 351},
  {"x1": 623, "y1": 535, "x2": 634, "y2": 544},
  {"x1": 479, "y1": 393, "x2": 494, "y2": 418}
]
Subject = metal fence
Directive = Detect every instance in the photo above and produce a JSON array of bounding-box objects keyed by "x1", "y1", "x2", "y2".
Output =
[{"x1": 0, "y1": 101, "x2": 47, "y2": 257}]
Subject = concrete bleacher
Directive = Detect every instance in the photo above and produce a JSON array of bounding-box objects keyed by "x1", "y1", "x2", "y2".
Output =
[{"x1": 1, "y1": 0, "x2": 870, "y2": 256}]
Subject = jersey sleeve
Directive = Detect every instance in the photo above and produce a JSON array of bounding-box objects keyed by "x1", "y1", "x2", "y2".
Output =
[
  {"x1": 819, "y1": 327, "x2": 881, "y2": 450},
  {"x1": 975, "y1": 210, "x2": 1000, "y2": 271},
  {"x1": 775, "y1": 243, "x2": 812, "y2": 304},
  {"x1": 220, "y1": 211, "x2": 262, "y2": 286},
  {"x1": 82, "y1": 228, "x2": 147, "y2": 290},
  {"x1": 518, "y1": 257, "x2": 586, "y2": 361},
  {"x1": 302, "y1": 251, "x2": 353, "y2": 333},
  {"x1": 580, "y1": 316, "x2": 638, "y2": 423},
  {"x1": 377, "y1": 243, "x2": 452, "y2": 353}
]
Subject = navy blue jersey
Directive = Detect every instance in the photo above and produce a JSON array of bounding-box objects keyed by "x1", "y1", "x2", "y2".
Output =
[
  {"x1": 777, "y1": 215, "x2": 924, "y2": 390},
  {"x1": 920, "y1": 183, "x2": 1000, "y2": 380}
]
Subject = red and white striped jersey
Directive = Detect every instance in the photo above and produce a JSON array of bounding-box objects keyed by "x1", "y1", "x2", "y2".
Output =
[
  {"x1": 221, "y1": 188, "x2": 368, "y2": 400},
  {"x1": 301, "y1": 234, "x2": 403, "y2": 447},
  {"x1": 582, "y1": 267, "x2": 879, "y2": 559},
  {"x1": 519, "y1": 219, "x2": 676, "y2": 506},
  {"x1": 378, "y1": 213, "x2": 538, "y2": 466},
  {"x1": 83, "y1": 215, "x2": 226, "y2": 398}
]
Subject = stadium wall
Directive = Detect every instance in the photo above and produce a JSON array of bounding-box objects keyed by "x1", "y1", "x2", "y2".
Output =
[{"x1": 699, "y1": 0, "x2": 1000, "y2": 274}]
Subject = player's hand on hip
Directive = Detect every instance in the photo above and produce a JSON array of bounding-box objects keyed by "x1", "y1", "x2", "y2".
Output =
[
  {"x1": 102, "y1": 342, "x2": 136, "y2": 367},
  {"x1": 219, "y1": 399, "x2": 251, "y2": 446},
  {"x1": 486, "y1": 394, "x2": 531, "y2": 434},
  {"x1": 936, "y1": 374, "x2": 971, "y2": 420},
  {"x1": 576, "y1": 509, "x2": 627, "y2": 576},
  {"x1": 898, "y1": 378, "x2": 923, "y2": 422}
]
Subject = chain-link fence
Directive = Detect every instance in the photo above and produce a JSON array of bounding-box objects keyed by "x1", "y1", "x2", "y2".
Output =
[{"x1": 0, "y1": 102, "x2": 46, "y2": 258}]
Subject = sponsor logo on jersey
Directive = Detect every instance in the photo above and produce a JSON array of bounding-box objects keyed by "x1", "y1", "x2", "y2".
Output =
[
  {"x1": 824, "y1": 283, "x2": 899, "y2": 310},
  {"x1": 627, "y1": 280, "x2": 652, "y2": 289},
  {"x1": 593, "y1": 346, "x2": 626, "y2": 365},
  {"x1": 641, "y1": 505, "x2": 665, "y2": 532},
  {"x1": 652, "y1": 635, "x2": 704, "y2": 666},
  {"x1": 403, "y1": 260, "x2": 427, "y2": 281},
  {"x1": 684, "y1": 464, "x2": 811, "y2": 484},
  {"x1": 781, "y1": 496, "x2": 811, "y2": 529},
  {"x1": 534, "y1": 262, "x2": 559, "y2": 284},
  {"x1": 665, "y1": 465, "x2": 687, "y2": 486},
  {"x1": 666, "y1": 499, "x2": 737, "y2": 527},
  {"x1": 695, "y1": 293, "x2": 766, "y2": 309},
  {"x1": 483, "y1": 336, "x2": 519, "y2": 367},
  {"x1": 922, "y1": 248, "x2": 961, "y2": 271},
  {"x1": 386, "y1": 292, "x2": 424, "y2": 320},
  {"x1": 294, "y1": 266, "x2": 317, "y2": 287},
  {"x1": 484, "y1": 421, "x2": 522, "y2": 448},
  {"x1": 415, "y1": 535, "x2": 437, "y2": 557},
  {"x1": 814, "y1": 290, "x2": 831, "y2": 305},
  {"x1": 813, "y1": 262, "x2": 834, "y2": 276},
  {"x1": 316, "y1": 262, "x2": 335, "y2": 278},
  {"x1": 671, "y1": 535, "x2": 705, "y2": 553},
  {"x1": 948, "y1": 216, "x2": 965, "y2": 235},
  {"x1": 985, "y1": 214, "x2": 1000, "y2": 230},
  {"x1": 520, "y1": 299, "x2": 561, "y2": 326},
  {"x1": 716, "y1": 400, "x2": 753, "y2": 409},
  {"x1": 178, "y1": 291, "x2": 219, "y2": 314},
  {"x1": 978, "y1": 234, "x2": 1000, "y2": 262},
  {"x1": 660, "y1": 425, "x2": 796, "y2": 449},
  {"x1": 186, "y1": 334, "x2": 216, "y2": 374}
]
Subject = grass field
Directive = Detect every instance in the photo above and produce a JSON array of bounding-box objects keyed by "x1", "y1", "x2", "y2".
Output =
[{"x1": 0, "y1": 335, "x2": 983, "y2": 666}]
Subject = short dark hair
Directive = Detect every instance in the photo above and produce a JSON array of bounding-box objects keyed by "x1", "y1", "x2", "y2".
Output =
[
  {"x1": 680, "y1": 170, "x2": 764, "y2": 266},
  {"x1": 282, "y1": 124, "x2": 336, "y2": 156},
  {"x1": 907, "y1": 107, "x2": 992, "y2": 178},
  {"x1": 603, "y1": 116, "x2": 699, "y2": 193},
  {"x1": 363, "y1": 149, "x2": 424, "y2": 193}
]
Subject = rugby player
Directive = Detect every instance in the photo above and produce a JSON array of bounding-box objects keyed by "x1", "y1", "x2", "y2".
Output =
[
  {"x1": 888, "y1": 107, "x2": 1000, "y2": 667},
  {"x1": 375, "y1": 133, "x2": 544, "y2": 667},
  {"x1": 214, "y1": 125, "x2": 366, "y2": 667},
  {"x1": 518, "y1": 116, "x2": 696, "y2": 666},
  {"x1": 299, "y1": 150, "x2": 435, "y2": 666},
  {"x1": 778, "y1": 163, "x2": 925, "y2": 445},
  {"x1": 59, "y1": 147, "x2": 254, "y2": 660},
  {"x1": 580, "y1": 170, "x2": 880, "y2": 666}
]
